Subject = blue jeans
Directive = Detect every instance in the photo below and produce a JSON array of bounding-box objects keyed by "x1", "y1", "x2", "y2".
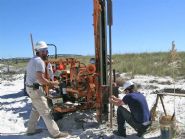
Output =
[{"x1": 117, "y1": 106, "x2": 150, "y2": 133}]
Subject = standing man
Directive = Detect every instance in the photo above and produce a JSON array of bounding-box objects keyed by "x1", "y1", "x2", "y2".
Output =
[
  {"x1": 26, "y1": 41, "x2": 69, "y2": 138},
  {"x1": 109, "y1": 80, "x2": 151, "y2": 138}
]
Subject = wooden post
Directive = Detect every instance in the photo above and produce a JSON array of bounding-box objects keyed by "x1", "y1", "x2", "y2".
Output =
[
  {"x1": 159, "y1": 95, "x2": 167, "y2": 116},
  {"x1": 30, "y1": 33, "x2": 35, "y2": 56}
]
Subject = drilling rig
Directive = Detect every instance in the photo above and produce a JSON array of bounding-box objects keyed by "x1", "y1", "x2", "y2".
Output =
[{"x1": 30, "y1": 0, "x2": 112, "y2": 123}]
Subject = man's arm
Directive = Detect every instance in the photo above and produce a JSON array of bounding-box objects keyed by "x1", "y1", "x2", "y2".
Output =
[
  {"x1": 36, "y1": 71, "x2": 58, "y2": 86},
  {"x1": 109, "y1": 95, "x2": 124, "y2": 106}
]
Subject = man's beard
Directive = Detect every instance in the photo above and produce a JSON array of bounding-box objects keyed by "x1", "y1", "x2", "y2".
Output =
[{"x1": 41, "y1": 54, "x2": 48, "y2": 61}]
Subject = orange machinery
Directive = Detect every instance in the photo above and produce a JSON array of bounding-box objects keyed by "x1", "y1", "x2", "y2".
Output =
[{"x1": 45, "y1": 0, "x2": 110, "y2": 123}]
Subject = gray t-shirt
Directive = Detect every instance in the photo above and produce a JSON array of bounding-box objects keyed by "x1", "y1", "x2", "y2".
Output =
[{"x1": 26, "y1": 56, "x2": 45, "y2": 85}]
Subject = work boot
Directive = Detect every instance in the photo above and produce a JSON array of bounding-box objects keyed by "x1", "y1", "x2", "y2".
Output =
[
  {"x1": 137, "y1": 121, "x2": 151, "y2": 137},
  {"x1": 54, "y1": 131, "x2": 69, "y2": 138},
  {"x1": 137, "y1": 130, "x2": 146, "y2": 137},
  {"x1": 27, "y1": 128, "x2": 43, "y2": 136},
  {"x1": 113, "y1": 130, "x2": 126, "y2": 138}
]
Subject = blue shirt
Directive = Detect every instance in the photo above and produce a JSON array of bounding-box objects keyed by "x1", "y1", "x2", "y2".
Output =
[{"x1": 122, "y1": 92, "x2": 150, "y2": 123}]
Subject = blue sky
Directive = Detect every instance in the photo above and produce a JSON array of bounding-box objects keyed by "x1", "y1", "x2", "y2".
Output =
[{"x1": 0, "y1": 0, "x2": 185, "y2": 58}]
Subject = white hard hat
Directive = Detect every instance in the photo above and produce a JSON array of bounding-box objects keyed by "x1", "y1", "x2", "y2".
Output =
[
  {"x1": 34, "y1": 41, "x2": 48, "y2": 51},
  {"x1": 119, "y1": 80, "x2": 134, "y2": 92}
]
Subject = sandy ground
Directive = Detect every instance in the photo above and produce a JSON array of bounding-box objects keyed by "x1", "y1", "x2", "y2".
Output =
[{"x1": 0, "y1": 73, "x2": 185, "y2": 139}]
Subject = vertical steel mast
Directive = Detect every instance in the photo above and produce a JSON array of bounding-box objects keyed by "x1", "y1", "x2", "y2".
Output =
[{"x1": 93, "y1": 0, "x2": 108, "y2": 122}]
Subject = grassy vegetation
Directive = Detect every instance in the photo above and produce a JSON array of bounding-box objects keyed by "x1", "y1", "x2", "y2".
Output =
[
  {"x1": 75, "y1": 52, "x2": 185, "y2": 78},
  {"x1": 112, "y1": 52, "x2": 185, "y2": 78},
  {"x1": 0, "y1": 59, "x2": 28, "y2": 69},
  {"x1": 70, "y1": 52, "x2": 185, "y2": 78},
  {"x1": 1, "y1": 52, "x2": 185, "y2": 78}
]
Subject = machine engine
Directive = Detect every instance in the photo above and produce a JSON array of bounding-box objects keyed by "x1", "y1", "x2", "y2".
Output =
[{"x1": 46, "y1": 58, "x2": 98, "y2": 113}]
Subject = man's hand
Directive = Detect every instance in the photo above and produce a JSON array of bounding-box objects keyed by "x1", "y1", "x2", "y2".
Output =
[
  {"x1": 109, "y1": 95, "x2": 124, "y2": 106},
  {"x1": 52, "y1": 80, "x2": 59, "y2": 86},
  {"x1": 117, "y1": 99, "x2": 124, "y2": 106},
  {"x1": 110, "y1": 95, "x2": 116, "y2": 100},
  {"x1": 109, "y1": 95, "x2": 116, "y2": 102},
  {"x1": 49, "y1": 80, "x2": 59, "y2": 88}
]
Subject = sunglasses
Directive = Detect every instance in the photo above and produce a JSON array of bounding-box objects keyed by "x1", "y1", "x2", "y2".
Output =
[{"x1": 39, "y1": 48, "x2": 48, "y2": 53}]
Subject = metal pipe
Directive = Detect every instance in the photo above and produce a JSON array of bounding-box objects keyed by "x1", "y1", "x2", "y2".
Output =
[
  {"x1": 47, "y1": 43, "x2": 57, "y2": 59},
  {"x1": 108, "y1": 25, "x2": 113, "y2": 128},
  {"x1": 107, "y1": 0, "x2": 113, "y2": 128}
]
